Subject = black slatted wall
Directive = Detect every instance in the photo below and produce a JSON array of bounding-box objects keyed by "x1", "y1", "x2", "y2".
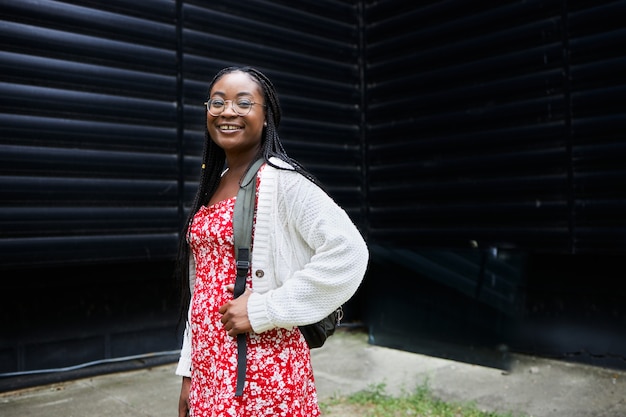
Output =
[
  {"x1": 365, "y1": 0, "x2": 626, "y2": 255},
  {"x1": 568, "y1": 1, "x2": 626, "y2": 253},
  {"x1": 0, "y1": 0, "x2": 181, "y2": 268},
  {"x1": 0, "y1": 0, "x2": 364, "y2": 270},
  {"x1": 1, "y1": 0, "x2": 625, "y2": 387},
  {"x1": 362, "y1": 0, "x2": 626, "y2": 370},
  {"x1": 0, "y1": 0, "x2": 363, "y2": 387},
  {"x1": 0, "y1": 0, "x2": 184, "y2": 387}
]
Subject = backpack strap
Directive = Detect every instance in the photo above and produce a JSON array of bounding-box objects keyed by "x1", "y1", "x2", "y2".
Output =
[{"x1": 232, "y1": 158, "x2": 264, "y2": 396}]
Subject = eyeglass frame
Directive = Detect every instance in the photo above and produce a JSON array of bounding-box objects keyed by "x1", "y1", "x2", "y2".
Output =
[{"x1": 203, "y1": 98, "x2": 266, "y2": 116}]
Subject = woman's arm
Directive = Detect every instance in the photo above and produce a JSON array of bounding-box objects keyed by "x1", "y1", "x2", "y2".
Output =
[{"x1": 247, "y1": 169, "x2": 369, "y2": 332}]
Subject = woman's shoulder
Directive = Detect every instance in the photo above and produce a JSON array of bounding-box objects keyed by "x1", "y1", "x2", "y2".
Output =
[
  {"x1": 268, "y1": 158, "x2": 317, "y2": 185},
  {"x1": 262, "y1": 158, "x2": 321, "y2": 199},
  {"x1": 267, "y1": 156, "x2": 294, "y2": 170},
  {"x1": 265, "y1": 157, "x2": 300, "y2": 182}
]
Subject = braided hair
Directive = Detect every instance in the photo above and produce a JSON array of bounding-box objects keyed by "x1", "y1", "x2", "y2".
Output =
[{"x1": 175, "y1": 66, "x2": 321, "y2": 323}]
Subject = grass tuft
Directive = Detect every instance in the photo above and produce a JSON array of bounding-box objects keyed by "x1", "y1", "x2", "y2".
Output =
[{"x1": 319, "y1": 381, "x2": 528, "y2": 417}]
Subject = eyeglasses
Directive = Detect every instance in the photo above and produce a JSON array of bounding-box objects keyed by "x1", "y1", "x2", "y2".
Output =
[{"x1": 204, "y1": 98, "x2": 265, "y2": 116}]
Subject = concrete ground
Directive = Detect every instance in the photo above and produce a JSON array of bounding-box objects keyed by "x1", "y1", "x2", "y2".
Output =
[{"x1": 1, "y1": 329, "x2": 625, "y2": 416}]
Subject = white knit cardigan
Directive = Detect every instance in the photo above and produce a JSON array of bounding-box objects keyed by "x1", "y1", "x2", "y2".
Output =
[{"x1": 176, "y1": 158, "x2": 369, "y2": 377}]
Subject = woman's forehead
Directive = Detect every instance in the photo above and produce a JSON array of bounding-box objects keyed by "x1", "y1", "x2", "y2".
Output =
[{"x1": 212, "y1": 71, "x2": 262, "y2": 96}]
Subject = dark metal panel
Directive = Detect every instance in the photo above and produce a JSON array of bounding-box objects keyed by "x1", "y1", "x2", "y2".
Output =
[
  {"x1": 363, "y1": 0, "x2": 626, "y2": 373},
  {"x1": 0, "y1": 1, "x2": 180, "y2": 268},
  {"x1": 0, "y1": 4, "x2": 366, "y2": 376},
  {"x1": 365, "y1": 0, "x2": 626, "y2": 254},
  {"x1": 567, "y1": 2, "x2": 626, "y2": 253},
  {"x1": 0, "y1": 113, "x2": 176, "y2": 152},
  {"x1": 0, "y1": 50, "x2": 176, "y2": 101},
  {"x1": 365, "y1": 0, "x2": 590, "y2": 254},
  {"x1": 365, "y1": 245, "x2": 526, "y2": 370},
  {"x1": 0, "y1": 80, "x2": 177, "y2": 124},
  {"x1": 1, "y1": 0, "x2": 625, "y2": 388},
  {"x1": 0, "y1": 206, "x2": 178, "y2": 237},
  {"x1": 1, "y1": 0, "x2": 176, "y2": 46},
  {"x1": 0, "y1": 175, "x2": 176, "y2": 205},
  {"x1": 0, "y1": 20, "x2": 176, "y2": 73},
  {"x1": 0, "y1": 0, "x2": 364, "y2": 384},
  {"x1": 0, "y1": 144, "x2": 177, "y2": 179},
  {"x1": 0, "y1": 234, "x2": 178, "y2": 269}
]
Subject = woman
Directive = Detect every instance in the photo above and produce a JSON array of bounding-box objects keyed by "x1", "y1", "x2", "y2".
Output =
[{"x1": 175, "y1": 66, "x2": 369, "y2": 417}]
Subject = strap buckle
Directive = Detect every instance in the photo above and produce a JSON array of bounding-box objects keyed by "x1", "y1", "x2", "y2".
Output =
[{"x1": 236, "y1": 260, "x2": 250, "y2": 275}]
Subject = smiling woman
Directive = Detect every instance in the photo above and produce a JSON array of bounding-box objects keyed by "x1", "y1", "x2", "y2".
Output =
[{"x1": 173, "y1": 66, "x2": 369, "y2": 417}]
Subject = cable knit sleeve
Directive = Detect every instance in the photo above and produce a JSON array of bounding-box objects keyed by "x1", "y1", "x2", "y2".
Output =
[{"x1": 248, "y1": 162, "x2": 369, "y2": 333}]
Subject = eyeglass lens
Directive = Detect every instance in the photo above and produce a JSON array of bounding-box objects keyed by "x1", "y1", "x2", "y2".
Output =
[{"x1": 206, "y1": 99, "x2": 253, "y2": 116}]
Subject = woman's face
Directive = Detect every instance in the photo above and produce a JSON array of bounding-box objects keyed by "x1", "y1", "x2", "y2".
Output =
[{"x1": 206, "y1": 71, "x2": 266, "y2": 155}]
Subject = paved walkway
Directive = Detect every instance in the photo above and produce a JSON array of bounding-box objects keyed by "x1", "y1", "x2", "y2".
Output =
[{"x1": 1, "y1": 329, "x2": 625, "y2": 416}]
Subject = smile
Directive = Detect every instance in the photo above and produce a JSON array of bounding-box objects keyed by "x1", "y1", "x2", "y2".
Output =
[{"x1": 218, "y1": 125, "x2": 242, "y2": 131}]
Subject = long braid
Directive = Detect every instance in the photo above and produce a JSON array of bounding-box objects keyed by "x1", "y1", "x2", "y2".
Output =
[{"x1": 243, "y1": 67, "x2": 322, "y2": 185}]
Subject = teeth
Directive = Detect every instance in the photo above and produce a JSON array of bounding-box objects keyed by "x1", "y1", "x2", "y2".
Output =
[{"x1": 220, "y1": 125, "x2": 239, "y2": 130}]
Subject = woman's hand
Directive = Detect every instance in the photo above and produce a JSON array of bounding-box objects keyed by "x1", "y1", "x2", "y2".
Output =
[
  {"x1": 178, "y1": 376, "x2": 191, "y2": 417},
  {"x1": 219, "y1": 285, "x2": 253, "y2": 336}
]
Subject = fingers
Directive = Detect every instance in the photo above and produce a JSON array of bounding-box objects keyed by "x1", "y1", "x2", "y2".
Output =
[
  {"x1": 218, "y1": 302, "x2": 227, "y2": 315},
  {"x1": 178, "y1": 377, "x2": 191, "y2": 417},
  {"x1": 218, "y1": 287, "x2": 252, "y2": 336}
]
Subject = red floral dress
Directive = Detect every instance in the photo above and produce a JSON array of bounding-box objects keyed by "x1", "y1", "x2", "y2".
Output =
[{"x1": 187, "y1": 170, "x2": 320, "y2": 417}]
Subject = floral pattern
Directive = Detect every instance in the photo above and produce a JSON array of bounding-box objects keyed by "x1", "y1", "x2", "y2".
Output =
[{"x1": 187, "y1": 171, "x2": 320, "y2": 417}]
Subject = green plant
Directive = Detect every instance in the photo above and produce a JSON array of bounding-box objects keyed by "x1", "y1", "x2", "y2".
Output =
[{"x1": 319, "y1": 381, "x2": 528, "y2": 417}]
